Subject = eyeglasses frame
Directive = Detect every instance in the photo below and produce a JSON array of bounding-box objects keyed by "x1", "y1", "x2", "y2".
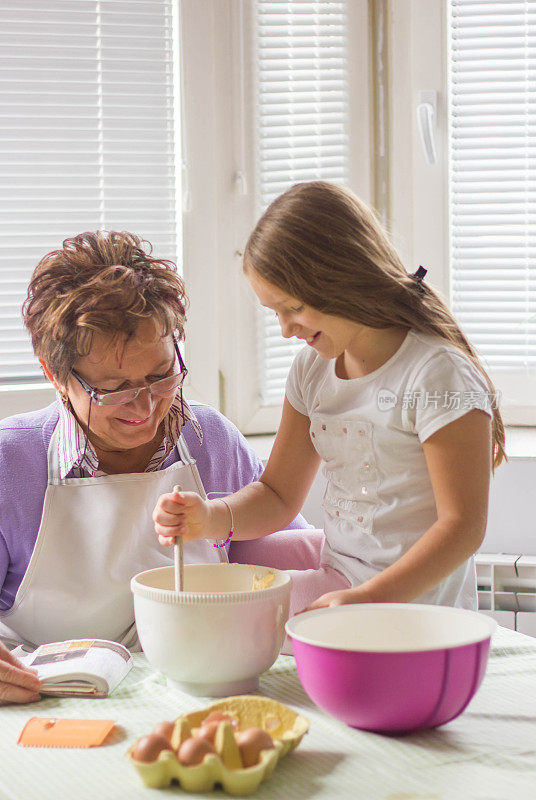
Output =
[{"x1": 69, "y1": 337, "x2": 188, "y2": 407}]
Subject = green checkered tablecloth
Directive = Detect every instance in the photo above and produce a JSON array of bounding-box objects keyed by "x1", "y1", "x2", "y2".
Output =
[{"x1": 1, "y1": 626, "x2": 536, "y2": 800}]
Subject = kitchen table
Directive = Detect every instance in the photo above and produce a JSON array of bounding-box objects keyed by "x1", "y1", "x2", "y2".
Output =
[{"x1": 1, "y1": 625, "x2": 535, "y2": 800}]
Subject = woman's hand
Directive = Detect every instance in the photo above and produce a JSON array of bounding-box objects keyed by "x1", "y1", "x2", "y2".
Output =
[
  {"x1": 0, "y1": 641, "x2": 41, "y2": 706},
  {"x1": 153, "y1": 485, "x2": 214, "y2": 546}
]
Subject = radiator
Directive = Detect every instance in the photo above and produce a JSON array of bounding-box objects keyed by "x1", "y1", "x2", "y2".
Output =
[{"x1": 476, "y1": 553, "x2": 536, "y2": 637}]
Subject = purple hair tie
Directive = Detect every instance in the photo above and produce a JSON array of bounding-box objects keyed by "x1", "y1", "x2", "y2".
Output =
[{"x1": 412, "y1": 265, "x2": 427, "y2": 294}]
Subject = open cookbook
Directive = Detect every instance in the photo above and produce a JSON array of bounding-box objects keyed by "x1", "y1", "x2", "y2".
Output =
[{"x1": 15, "y1": 638, "x2": 133, "y2": 698}]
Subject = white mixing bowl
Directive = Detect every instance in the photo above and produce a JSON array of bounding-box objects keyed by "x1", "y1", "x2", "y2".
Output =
[{"x1": 131, "y1": 563, "x2": 291, "y2": 696}]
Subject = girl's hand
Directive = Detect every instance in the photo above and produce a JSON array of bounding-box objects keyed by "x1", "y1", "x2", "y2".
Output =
[
  {"x1": 153, "y1": 485, "x2": 213, "y2": 546},
  {"x1": 303, "y1": 587, "x2": 364, "y2": 612},
  {"x1": 0, "y1": 642, "x2": 41, "y2": 706}
]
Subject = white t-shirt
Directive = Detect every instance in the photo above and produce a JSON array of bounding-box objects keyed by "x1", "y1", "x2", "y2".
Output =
[{"x1": 285, "y1": 329, "x2": 494, "y2": 608}]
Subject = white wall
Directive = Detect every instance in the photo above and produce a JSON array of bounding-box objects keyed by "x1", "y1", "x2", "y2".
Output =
[
  {"x1": 0, "y1": 385, "x2": 55, "y2": 419},
  {"x1": 483, "y1": 458, "x2": 536, "y2": 554}
]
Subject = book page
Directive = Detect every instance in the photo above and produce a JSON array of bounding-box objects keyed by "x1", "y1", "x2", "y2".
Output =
[{"x1": 18, "y1": 639, "x2": 132, "y2": 695}]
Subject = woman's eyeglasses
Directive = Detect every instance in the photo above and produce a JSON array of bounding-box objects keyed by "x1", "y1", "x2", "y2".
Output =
[{"x1": 70, "y1": 339, "x2": 188, "y2": 407}]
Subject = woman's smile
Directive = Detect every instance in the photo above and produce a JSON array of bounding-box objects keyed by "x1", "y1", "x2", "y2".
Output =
[{"x1": 115, "y1": 415, "x2": 152, "y2": 426}]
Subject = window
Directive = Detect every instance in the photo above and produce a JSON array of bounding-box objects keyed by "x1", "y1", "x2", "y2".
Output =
[
  {"x1": 0, "y1": 0, "x2": 372, "y2": 430},
  {"x1": 255, "y1": 1, "x2": 351, "y2": 407},
  {"x1": 0, "y1": 1, "x2": 180, "y2": 387},
  {"x1": 449, "y1": 0, "x2": 536, "y2": 418},
  {"x1": 4, "y1": 1, "x2": 531, "y2": 432},
  {"x1": 183, "y1": 0, "x2": 372, "y2": 433},
  {"x1": 389, "y1": 0, "x2": 535, "y2": 425}
]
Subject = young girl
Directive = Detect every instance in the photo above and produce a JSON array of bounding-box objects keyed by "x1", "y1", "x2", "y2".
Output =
[{"x1": 154, "y1": 181, "x2": 505, "y2": 614}]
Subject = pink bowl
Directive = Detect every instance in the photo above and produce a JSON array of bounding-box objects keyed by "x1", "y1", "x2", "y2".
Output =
[{"x1": 285, "y1": 604, "x2": 496, "y2": 734}]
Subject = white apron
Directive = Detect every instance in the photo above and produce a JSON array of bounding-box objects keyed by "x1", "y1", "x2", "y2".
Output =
[{"x1": 0, "y1": 427, "x2": 226, "y2": 649}]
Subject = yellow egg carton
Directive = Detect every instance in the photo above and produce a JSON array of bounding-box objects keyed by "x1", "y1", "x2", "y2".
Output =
[{"x1": 128, "y1": 696, "x2": 309, "y2": 795}]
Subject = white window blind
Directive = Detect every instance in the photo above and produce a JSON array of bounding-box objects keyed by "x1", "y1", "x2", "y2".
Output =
[
  {"x1": 449, "y1": 0, "x2": 536, "y2": 376},
  {"x1": 255, "y1": 0, "x2": 350, "y2": 406},
  {"x1": 0, "y1": 0, "x2": 179, "y2": 383}
]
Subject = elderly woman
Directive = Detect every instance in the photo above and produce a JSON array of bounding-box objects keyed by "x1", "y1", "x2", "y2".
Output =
[{"x1": 0, "y1": 230, "x2": 317, "y2": 705}]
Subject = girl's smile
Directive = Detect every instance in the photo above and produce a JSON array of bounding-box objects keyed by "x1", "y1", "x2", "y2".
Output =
[
  {"x1": 247, "y1": 270, "x2": 364, "y2": 360},
  {"x1": 247, "y1": 271, "x2": 409, "y2": 379}
]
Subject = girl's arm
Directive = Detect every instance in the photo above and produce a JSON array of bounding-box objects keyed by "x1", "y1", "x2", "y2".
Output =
[
  {"x1": 153, "y1": 399, "x2": 321, "y2": 544},
  {"x1": 308, "y1": 408, "x2": 491, "y2": 608}
]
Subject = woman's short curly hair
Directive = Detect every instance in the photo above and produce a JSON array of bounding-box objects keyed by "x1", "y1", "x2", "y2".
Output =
[{"x1": 23, "y1": 230, "x2": 187, "y2": 384}]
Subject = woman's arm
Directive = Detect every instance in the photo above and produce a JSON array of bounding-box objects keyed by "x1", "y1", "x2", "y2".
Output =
[
  {"x1": 154, "y1": 399, "x2": 321, "y2": 543},
  {"x1": 308, "y1": 409, "x2": 491, "y2": 608}
]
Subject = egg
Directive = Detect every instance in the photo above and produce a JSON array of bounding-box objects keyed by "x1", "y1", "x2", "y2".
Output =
[
  {"x1": 131, "y1": 733, "x2": 173, "y2": 763},
  {"x1": 204, "y1": 711, "x2": 238, "y2": 729},
  {"x1": 195, "y1": 720, "x2": 221, "y2": 744},
  {"x1": 177, "y1": 736, "x2": 217, "y2": 767},
  {"x1": 152, "y1": 720, "x2": 175, "y2": 743},
  {"x1": 235, "y1": 728, "x2": 275, "y2": 768}
]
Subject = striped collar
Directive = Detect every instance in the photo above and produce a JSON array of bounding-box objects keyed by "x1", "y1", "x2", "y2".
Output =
[{"x1": 55, "y1": 393, "x2": 203, "y2": 479}]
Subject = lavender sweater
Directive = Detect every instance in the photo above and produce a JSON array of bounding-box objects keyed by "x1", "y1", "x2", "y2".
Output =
[{"x1": 0, "y1": 401, "x2": 308, "y2": 611}]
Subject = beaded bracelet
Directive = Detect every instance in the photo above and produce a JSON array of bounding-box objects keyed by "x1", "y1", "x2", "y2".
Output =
[{"x1": 213, "y1": 497, "x2": 234, "y2": 548}]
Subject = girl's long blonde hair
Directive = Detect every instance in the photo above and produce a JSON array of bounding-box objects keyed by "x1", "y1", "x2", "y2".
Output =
[{"x1": 244, "y1": 181, "x2": 505, "y2": 468}]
